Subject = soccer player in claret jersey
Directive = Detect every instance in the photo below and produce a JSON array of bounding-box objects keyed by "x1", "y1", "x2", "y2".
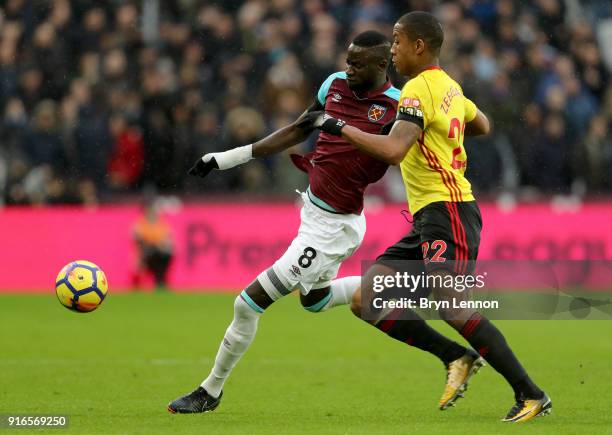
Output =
[
  {"x1": 301, "y1": 12, "x2": 551, "y2": 423},
  {"x1": 168, "y1": 30, "x2": 474, "y2": 414}
]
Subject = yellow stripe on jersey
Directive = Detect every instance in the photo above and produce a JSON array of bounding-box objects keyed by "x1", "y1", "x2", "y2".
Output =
[{"x1": 397, "y1": 67, "x2": 476, "y2": 214}]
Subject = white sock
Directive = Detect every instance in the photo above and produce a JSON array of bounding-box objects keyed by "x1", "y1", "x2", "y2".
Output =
[
  {"x1": 325, "y1": 276, "x2": 361, "y2": 310},
  {"x1": 201, "y1": 295, "x2": 260, "y2": 397}
]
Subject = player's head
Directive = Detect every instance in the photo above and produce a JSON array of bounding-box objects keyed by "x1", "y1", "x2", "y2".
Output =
[
  {"x1": 392, "y1": 11, "x2": 443, "y2": 77},
  {"x1": 345, "y1": 30, "x2": 391, "y2": 91}
]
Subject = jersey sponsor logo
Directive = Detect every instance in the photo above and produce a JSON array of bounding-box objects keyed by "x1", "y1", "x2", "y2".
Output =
[
  {"x1": 368, "y1": 104, "x2": 386, "y2": 122},
  {"x1": 332, "y1": 93, "x2": 342, "y2": 102},
  {"x1": 402, "y1": 97, "x2": 420, "y2": 107},
  {"x1": 399, "y1": 97, "x2": 423, "y2": 119}
]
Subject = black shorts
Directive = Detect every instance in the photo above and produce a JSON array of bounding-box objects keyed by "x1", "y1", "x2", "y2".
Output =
[{"x1": 377, "y1": 201, "x2": 482, "y2": 275}]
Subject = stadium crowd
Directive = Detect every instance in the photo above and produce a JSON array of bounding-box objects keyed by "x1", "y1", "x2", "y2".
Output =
[{"x1": 0, "y1": 0, "x2": 611, "y2": 205}]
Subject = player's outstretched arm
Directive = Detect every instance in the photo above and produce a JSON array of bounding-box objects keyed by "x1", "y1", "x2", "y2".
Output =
[
  {"x1": 464, "y1": 109, "x2": 490, "y2": 137},
  {"x1": 299, "y1": 111, "x2": 420, "y2": 165},
  {"x1": 342, "y1": 120, "x2": 420, "y2": 165},
  {"x1": 188, "y1": 103, "x2": 320, "y2": 178},
  {"x1": 251, "y1": 103, "x2": 320, "y2": 157}
]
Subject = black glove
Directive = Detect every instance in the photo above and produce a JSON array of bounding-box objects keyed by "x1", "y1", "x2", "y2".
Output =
[
  {"x1": 188, "y1": 157, "x2": 219, "y2": 178},
  {"x1": 296, "y1": 111, "x2": 346, "y2": 136},
  {"x1": 295, "y1": 111, "x2": 322, "y2": 132}
]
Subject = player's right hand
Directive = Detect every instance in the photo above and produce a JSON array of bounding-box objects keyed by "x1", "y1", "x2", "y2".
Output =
[
  {"x1": 297, "y1": 111, "x2": 346, "y2": 136},
  {"x1": 296, "y1": 111, "x2": 325, "y2": 131},
  {"x1": 188, "y1": 155, "x2": 219, "y2": 178}
]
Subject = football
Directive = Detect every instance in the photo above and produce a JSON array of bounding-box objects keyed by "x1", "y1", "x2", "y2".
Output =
[{"x1": 55, "y1": 261, "x2": 108, "y2": 312}]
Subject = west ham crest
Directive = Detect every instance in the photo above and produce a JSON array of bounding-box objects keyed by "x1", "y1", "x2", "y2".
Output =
[{"x1": 368, "y1": 104, "x2": 386, "y2": 122}]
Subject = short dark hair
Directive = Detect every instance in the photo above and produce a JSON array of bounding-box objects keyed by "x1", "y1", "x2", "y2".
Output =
[
  {"x1": 351, "y1": 30, "x2": 390, "y2": 48},
  {"x1": 350, "y1": 30, "x2": 391, "y2": 64},
  {"x1": 397, "y1": 11, "x2": 444, "y2": 55}
]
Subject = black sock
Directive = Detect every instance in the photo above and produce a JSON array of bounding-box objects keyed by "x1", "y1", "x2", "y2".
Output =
[
  {"x1": 375, "y1": 308, "x2": 467, "y2": 364},
  {"x1": 461, "y1": 313, "x2": 543, "y2": 400}
]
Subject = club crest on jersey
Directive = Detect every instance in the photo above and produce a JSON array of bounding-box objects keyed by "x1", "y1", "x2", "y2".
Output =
[{"x1": 368, "y1": 104, "x2": 386, "y2": 122}]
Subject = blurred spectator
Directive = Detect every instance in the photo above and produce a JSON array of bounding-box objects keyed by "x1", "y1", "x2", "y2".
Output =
[
  {"x1": 0, "y1": 0, "x2": 609, "y2": 206},
  {"x1": 107, "y1": 113, "x2": 144, "y2": 190},
  {"x1": 23, "y1": 100, "x2": 66, "y2": 169},
  {"x1": 132, "y1": 200, "x2": 174, "y2": 290},
  {"x1": 526, "y1": 113, "x2": 572, "y2": 192},
  {"x1": 577, "y1": 114, "x2": 612, "y2": 191}
]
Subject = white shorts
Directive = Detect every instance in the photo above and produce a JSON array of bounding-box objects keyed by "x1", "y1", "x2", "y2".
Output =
[{"x1": 258, "y1": 192, "x2": 366, "y2": 297}]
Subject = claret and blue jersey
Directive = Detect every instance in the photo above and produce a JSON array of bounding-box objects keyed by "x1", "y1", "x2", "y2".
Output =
[{"x1": 300, "y1": 71, "x2": 400, "y2": 215}]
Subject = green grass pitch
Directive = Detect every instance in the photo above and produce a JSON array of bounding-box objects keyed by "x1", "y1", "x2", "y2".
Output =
[{"x1": 1, "y1": 293, "x2": 610, "y2": 434}]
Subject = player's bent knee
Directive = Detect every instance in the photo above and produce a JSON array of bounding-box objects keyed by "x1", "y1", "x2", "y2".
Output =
[
  {"x1": 234, "y1": 294, "x2": 262, "y2": 318},
  {"x1": 441, "y1": 316, "x2": 468, "y2": 332},
  {"x1": 237, "y1": 279, "x2": 278, "y2": 315},
  {"x1": 437, "y1": 306, "x2": 474, "y2": 330},
  {"x1": 300, "y1": 287, "x2": 332, "y2": 313},
  {"x1": 437, "y1": 306, "x2": 454, "y2": 322}
]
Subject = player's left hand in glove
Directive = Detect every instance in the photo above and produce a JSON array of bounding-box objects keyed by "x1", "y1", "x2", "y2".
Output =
[
  {"x1": 296, "y1": 111, "x2": 346, "y2": 136},
  {"x1": 188, "y1": 144, "x2": 254, "y2": 178},
  {"x1": 188, "y1": 155, "x2": 219, "y2": 178}
]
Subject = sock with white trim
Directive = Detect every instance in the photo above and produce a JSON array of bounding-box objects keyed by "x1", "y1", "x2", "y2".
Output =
[
  {"x1": 201, "y1": 295, "x2": 260, "y2": 397},
  {"x1": 328, "y1": 276, "x2": 361, "y2": 309}
]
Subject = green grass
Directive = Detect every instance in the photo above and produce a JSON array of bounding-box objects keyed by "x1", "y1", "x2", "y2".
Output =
[{"x1": 1, "y1": 293, "x2": 610, "y2": 434}]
